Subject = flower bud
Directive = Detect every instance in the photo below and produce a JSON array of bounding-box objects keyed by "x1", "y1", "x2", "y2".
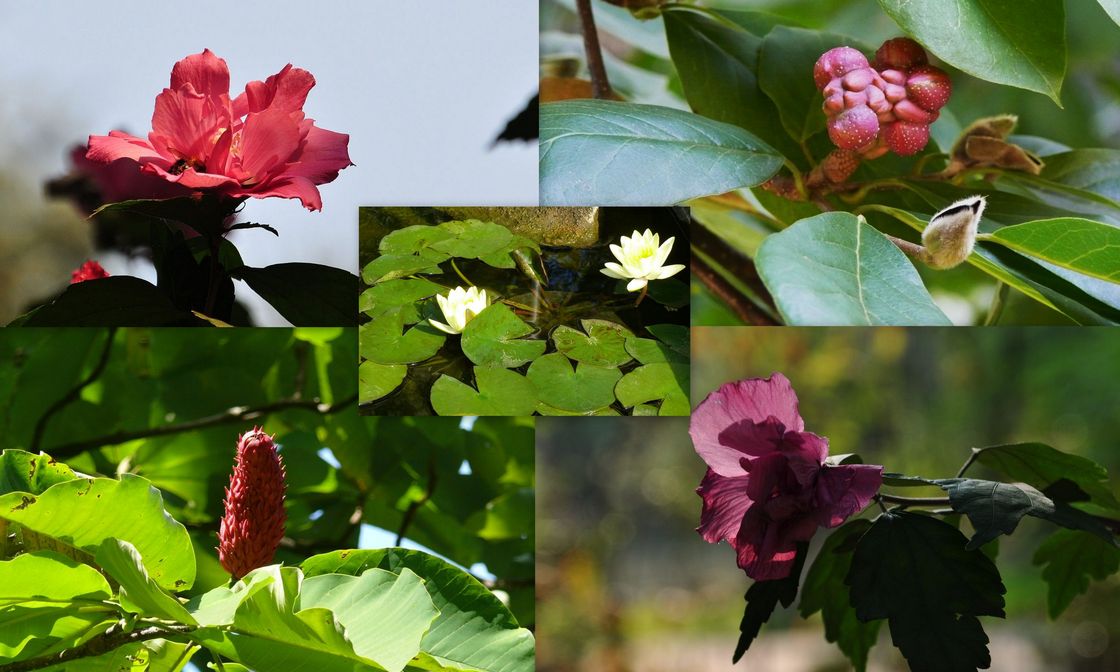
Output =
[
  {"x1": 813, "y1": 47, "x2": 870, "y2": 90},
  {"x1": 906, "y1": 65, "x2": 953, "y2": 112},
  {"x1": 828, "y1": 105, "x2": 880, "y2": 150},
  {"x1": 883, "y1": 120, "x2": 931, "y2": 156},
  {"x1": 921, "y1": 196, "x2": 986, "y2": 269},
  {"x1": 71, "y1": 260, "x2": 109, "y2": 284},
  {"x1": 218, "y1": 428, "x2": 287, "y2": 579},
  {"x1": 874, "y1": 37, "x2": 928, "y2": 71}
]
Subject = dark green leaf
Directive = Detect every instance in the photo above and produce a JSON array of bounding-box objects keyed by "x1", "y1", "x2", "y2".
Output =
[
  {"x1": 233, "y1": 263, "x2": 358, "y2": 327},
  {"x1": 526, "y1": 353, "x2": 621, "y2": 413},
  {"x1": 973, "y1": 443, "x2": 1120, "y2": 511},
  {"x1": 551, "y1": 319, "x2": 633, "y2": 368},
  {"x1": 461, "y1": 304, "x2": 546, "y2": 369},
  {"x1": 18, "y1": 277, "x2": 195, "y2": 327},
  {"x1": 733, "y1": 543, "x2": 808, "y2": 663},
  {"x1": 979, "y1": 218, "x2": 1120, "y2": 284},
  {"x1": 615, "y1": 363, "x2": 690, "y2": 416},
  {"x1": 1033, "y1": 529, "x2": 1120, "y2": 618},
  {"x1": 359, "y1": 307, "x2": 446, "y2": 365}
]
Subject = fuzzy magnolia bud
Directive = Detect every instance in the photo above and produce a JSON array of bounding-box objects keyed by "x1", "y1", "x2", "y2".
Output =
[
  {"x1": 71, "y1": 260, "x2": 109, "y2": 284},
  {"x1": 218, "y1": 428, "x2": 286, "y2": 579},
  {"x1": 921, "y1": 196, "x2": 986, "y2": 269}
]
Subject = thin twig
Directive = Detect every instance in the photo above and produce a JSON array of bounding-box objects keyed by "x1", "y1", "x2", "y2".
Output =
[
  {"x1": 44, "y1": 393, "x2": 357, "y2": 460},
  {"x1": 957, "y1": 449, "x2": 981, "y2": 478},
  {"x1": 30, "y1": 328, "x2": 117, "y2": 453},
  {"x1": 0, "y1": 623, "x2": 194, "y2": 672},
  {"x1": 691, "y1": 255, "x2": 777, "y2": 326},
  {"x1": 396, "y1": 460, "x2": 438, "y2": 545},
  {"x1": 575, "y1": 0, "x2": 612, "y2": 99}
]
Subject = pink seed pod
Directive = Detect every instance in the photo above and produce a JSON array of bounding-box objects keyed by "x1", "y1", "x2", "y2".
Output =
[
  {"x1": 879, "y1": 68, "x2": 908, "y2": 86},
  {"x1": 828, "y1": 105, "x2": 880, "y2": 150},
  {"x1": 883, "y1": 121, "x2": 931, "y2": 156},
  {"x1": 218, "y1": 428, "x2": 287, "y2": 579},
  {"x1": 906, "y1": 65, "x2": 953, "y2": 112},
  {"x1": 874, "y1": 37, "x2": 928, "y2": 71},
  {"x1": 893, "y1": 99, "x2": 938, "y2": 124},
  {"x1": 813, "y1": 47, "x2": 870, "y2": 90}
]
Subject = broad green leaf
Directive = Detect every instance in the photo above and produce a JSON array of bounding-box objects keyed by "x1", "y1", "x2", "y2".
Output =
[
  {"x1": 461, "y1": 304, "x2": 546, "y2": 369},
  {"x1": 301, "y1": 568, "x2": 438, "y2": 672},
  {"x1": 0, "y1": 604, "x2": 116, "y2": 664},
  {"x1": 979, "y1": 218, "x2": 1120, "y2": 284},
  {"x1": 233, "y1": 263, "x2": 359, "y2": 327},
  {"x1": 1042, "y1": 149, "x2": 1120, "y2": 205},
  {"x1": 972, "y1": 443, "x2": 1120, "y2": 511},
  {"x1": 380, "y1": 226, "x2": 454, "y2": 257},
  {"x1": 1033, "y1": 529, "x2": 1120, "y2": 618},
  {"x1": 936, "y1": 478, "x2": 1118, "y2": 548},
  {"x1": 95, "y1": 539, "x2": 197, "y2": 624},
  {"x1": 303, "y1": 549, "x2": 535, "y2": 672},
  {"x1": 0, "y1": 450, "x2": 78, "y2": 496},
  {"x1": 644, "y1": 278, "x2": 689, "y2": 308},
  {"x1": 536, "y1": 404, "x2": 620, "y2": 416},
  {"x1": 360, "y1": 308, "x2": 446, "y2": 365},
  {"x1": 756, "y1": 212, "x2": 952, "y2": 326},
  {"x1": 646, "y1": 324, "x2": 689, "y2": 354},
  {"x1": 662, "y1": 7, "x2": 802, "y2": 159},
  {"x1": 625, "y1": 337, "x2": 688, "y2": 365},
  {"x1": 430, "y1": 369, "x2": 538, "y2": 417},
  {"x1": 847, "y1": 511, "x2": 1006, "y2": 672},
  {"x1": 526, "y1": 354, "x2": 621, "y2": 413},
  {"x1": 614, "y1": 363, "x2": 690, "y2": 416},
  {"x1": 360, "y1": 279, "x2": 444, "y2": 318},
  {"x1": 551, "y1": 319, "x2": 634, "y2": 368},
  {"x1": 540, "y1": 100, "x2": 784, "y2": 206},
  {"x1": 0, "y1": 551, "x2": 112, "y2": 605},
  {"x1": 759, "y1": 26, "x2": 855, "y2": 143},
  {"x1": 430, "y1": 221, "x2": 514, "y2": 260},
  {"x1": 359, "y1": 361, "x2": 408, "y2": 404},
  {"x1": 187, "y1": 571, "x2": 277, "y2": 627},
  {"x1": 876, "y1": 0, "x2": 1066, "y2": 104},
  {"x1": 0, "y1": 474, "x2": 195, "y2": 591},
  {"x1": 18, "y1": 277, "x2": 194, "y2": 327},
  {"x1": 362, "y1": 254, "x2": 444, "y2": 285},
  {"x1": 733, "y1": 544, "x2": 807, "y2": 662},
  {"x1": 799, "y1": 520, "x2": 879, "y2": 672}
]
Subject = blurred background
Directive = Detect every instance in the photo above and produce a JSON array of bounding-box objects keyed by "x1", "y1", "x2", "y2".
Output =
[
  {"x1": 538, "y1": 328, "x2": 1120, "y2": 671},
  {"x1": 0, "y1": 0, "x2": 537, "y2": 324}
]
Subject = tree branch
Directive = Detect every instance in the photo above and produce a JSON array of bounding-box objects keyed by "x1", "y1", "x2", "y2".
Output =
[
  {"x1": 575, "y1": 0, "x2": 612, "y2": 99},
  {"x1": 30, "y1": 329, "x2": 117, "y2": 453},
  {"x1": 0, "y1": 623, "x2": 194, "y2": 672},
  {"x1": 396, "y1": 460, "x2": 438, "y2": 545},
  {"x1": 44, "y1": 393, "x2": 358, "y2": 460}
]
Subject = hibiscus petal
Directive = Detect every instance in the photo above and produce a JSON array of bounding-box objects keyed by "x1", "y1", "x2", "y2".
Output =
[
  {"x1": 690, "y1": 373, "x2": 806, "y2": 477},
  {"x1": 238, "y1": 175, "x2": 323, "y2": 211},
  {"x1": 734, "y1": 508, "x2": 816, "y2": 580},
  {"x1": 170, "y1": 49, "x2": 231, "y2": 100},
  {"x1": 781, "y1": 431, "x2": 830, "y2": 486},
  {"x1": 235, "y1": 64, "x2": 315, "y2": 116},
  {"x1": 150, "y1": 85, "x2": 227, "y2": 163},
  {"x1": 144, "y1": 163, "x2": 238, "y2": 190},
  {"x1": 696, "y1": 469, "x2": 752, "y2": 544},
  {"x1": 238, "y1": 109, "x2": 303, "y2": 181},
  {"x1": 283, "y1": 123, "x2": 353, "y2": 185},
  {"x1": 87, "y1": 131, "x2": 164, "y2": 165},
  {"x1": 715, "y1": 418, "x2": 786, "y2": 470},
  {"x1": 814, "y1": 464, "x2": 883, "y2": 528}
]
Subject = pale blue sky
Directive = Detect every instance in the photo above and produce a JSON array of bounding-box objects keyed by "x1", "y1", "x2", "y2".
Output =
[{"x1": 0, "y1": 0, "x2": 538, "y2": 323}]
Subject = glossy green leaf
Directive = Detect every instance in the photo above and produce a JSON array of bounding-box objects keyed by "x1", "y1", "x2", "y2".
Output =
[
  {"x1": 0, "y1": 474, "x2": 195, "y2": 591},
  {"x1": 759, "y1": 26, "x2": 855, "y2": 142},
  {"x1": 363, "y1": 255, "x2": 444, "y2": 285},
  {"x1": 0, "y1": 551, "x2": 112, "y2": 606},
  {"x1": 302, "y1": 548, "x2": 535, "y2": 672},
  {"x1": 756, "y1": 212, "x2": 952, "y2": 326},
  {"x1": 799, "y1": 520, "x2": 879, "y2": 672},
  {"x1": 380, "y1": 226, "x2": 455, "y2": 257},
  {"x1": 526, "y1": 354, "x2": 621, "y2": 414},
  {"x1": 626, "y1": 324, "x2": 689, "y2": 365},
  {"x1": 429, "y1": 220, "x2": 515, "y2": 260},
  {"x1": 95, "y1": 539, "x2": 197, "y2": 624},
  {"x1": 733, "y1": 545, "x2": 808, "y2": 662},
  {"x1": 360, "y1": 308, "x2": 446, "y2": 365},
  {"x1": 359, "y1": 361, "x2": 408, "y2": 404},
  {"x1": 551, "y1": 319, "x2": 633, "y2": 368},
  {"x1": 430, "y1": 368, "x2": 537, "y2": 417},
  {"x1": 360, "y1": 279, "x2": 444, "y2": 318},
  {"x1": 540, "y1": 100, "x2": 784, "y2": 206},
  {"x1": 461, "y1": 304, "x2": 546, "y2": 369},
  {"x1": 847, "y1": 511, "x2": 1006, "y2": 672},
  {"x1": 233, "y1": 263, "x2": 358, "y2": 327},
  {"x1": 615, "y1": 363, "x2": 690, "y2": 416},
  {"x1": 972, "y1": 443, "x2": 1120, "y2": 511},
  {"x1": 877, "y1": 0, "x2": 1066, "y2": 104},
  {"x1": 0, "y1": 450, "x2": 78, "y2": 496},
  {"x1": 1041, "y1": 149, "x2": 1120, "y2": 205},
  {"x1": 1033, "y1": 529, "x2": 1120, "y2": 618},
  {"x1": 979, "y1": 218, "x2": 1120, "y2": 284},
  {"x1": 18, "y1": 277, "x2": 194, "y2": 327}
]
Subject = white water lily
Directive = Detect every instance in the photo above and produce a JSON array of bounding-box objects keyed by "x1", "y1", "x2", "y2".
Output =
[
  {"x1": 430, "y1": 286, "x2": 490, "y2": 335},
  {"x1": 601, "y1": 229, "x2": 686, "y2": 292}
]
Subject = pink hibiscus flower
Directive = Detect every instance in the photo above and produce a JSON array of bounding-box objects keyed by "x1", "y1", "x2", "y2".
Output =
[
  {"x1": 691, "y1": 373, "x2": 883, "y2": 581},
  {"x1": 86, "y1": 49, "x2": 352, "y2": 212}
]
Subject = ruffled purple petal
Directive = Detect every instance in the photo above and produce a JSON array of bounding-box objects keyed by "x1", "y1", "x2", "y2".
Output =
[
  {"x1": 814, "y1": 464, "x2": 884, "y2": 528},
  {"x1": 696, "y1": 468, "x2": 752, "y2": 544}
]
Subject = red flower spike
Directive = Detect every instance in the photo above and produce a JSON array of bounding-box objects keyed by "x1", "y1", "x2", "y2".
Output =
[
  {"x1": 71, "y1": 260, "x2": 110, "y2": 284},
  {"x1": 874, "y1": 37, "x2": 928, "y2": 71},
  {"x1": 906, "y1": 65, "x2": 953, "y2": 112},
  {"x1": 218, "y1": 428, "x2": 287, "y2": 579},
  {"x1": 884, "y1": 121, "x2": 931, "y2": 156}
]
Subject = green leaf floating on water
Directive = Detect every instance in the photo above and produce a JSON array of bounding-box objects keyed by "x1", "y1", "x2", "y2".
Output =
[
  {"x1": 362, "y1": 254, "x2": 444, "y2": 285},
  {"x1": 359, "y1": 361, "x2": 408, "y2": 404},
  {"x1": 615, "y1": 363, "x2": 690, "y2": 416},
  {"x1": 360, "y1": 279, "x2": 444, "y2": 318},
  {"x1": 380, "y1": 225, "x2": 455, "y2": 258},
  {"x1": 526, "y1": 353, "x2": 621, "y2": 414},
  {"x1": 461, "y1": 303, "x2": 546, "y2": 369},
  {"x1": 552, "y1": 319, "x2": 634, "y2": 368},
  {"x1": 431, "y1": 368, "x2": 538, "y2": 416},
  {"x1": 626, "y1": 324, "x2": 690, "y2": 365},
  {"x1": 756, "y1": 212, "x2": 952, "y2": 326},
  {"x1": 428, "y1": 220, "x2": 515, "y2": 260},
  {"x1": 360, "y1": 306, "x2": 446, "y2": 365}
]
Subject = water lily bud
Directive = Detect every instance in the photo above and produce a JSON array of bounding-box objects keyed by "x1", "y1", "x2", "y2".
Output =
[
  {"x1": 813, "y1": 47, "x2": 870, "y2": 90},
  {"x1": 921, "y1": 196, "x2": 986, "y2": 269},
  {"x1": 828, "y1": 105, "x2": 880, "y2": 150},
  {"x1": 874, "y1": 37, "x2": 928, "y2": 71},
  {"x1": 883, "y1": 120, "x2": 930, "y2": 156},
  {"x1": 70, "y1": 260, "x2": 110, "y2": 284},
  {"x1": 218, "y1": 428, "x2": 286, "y2": 579}
]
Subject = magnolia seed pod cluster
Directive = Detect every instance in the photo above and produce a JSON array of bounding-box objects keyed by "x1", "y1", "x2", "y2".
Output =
[
  {"x1": 815, "y1": 38, "x2": 951, "y2": 157},
  {"x1": 218, "y1": 428, "x2": 287, "y2": 579}
]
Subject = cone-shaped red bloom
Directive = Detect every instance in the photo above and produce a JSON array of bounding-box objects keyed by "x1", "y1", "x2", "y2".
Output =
[
  {"x1": 71, "y1": 260, "x2": 110, "y2": 284},
  {"x1": 218, "y1": 428, "x2": 286, "y2": 579}
]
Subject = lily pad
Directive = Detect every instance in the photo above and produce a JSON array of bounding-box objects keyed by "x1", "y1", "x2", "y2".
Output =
[
  {"x1": 359, "y1": 278, "x2": 444, "y2": 318},
  {"x1": 645, "y1": 278, "x2": 690, "y2": 308},
  {"x1": 536, "y1": 404, "x2": 621, "y2": 416},
  {"x1": 526, "y1": 353, "x2": 622, "y2": 413},
  {"x1": 461, "y1": 303, "x2": 547, "y2": 368},
  {"x1": 632, "y1": 404, "x2": 660, "y2": 416},
  {"x1": 616, "y1": 363, "x2": 691, "y2": 416},
  {"x1": 552, "y1": 319, "x2": 634, "y2": 367},
  {"x1": 362, "y1": 254, "x2": 443, "y2": 284},
  {"x1": 380, "y1": 225, "x2": 454, "y2": 257},
  {"x1": 478, "y1": 236, "x2": 542, "y2": 269},
  {"x1": 430, "y1": 368, "x2": 538, "y2": 416},
  {"x1": 430, "y1": 220, "x2": 515, "y2": 259},
  {"x1": 359, "y1": 361, "x2": 408, "y2": 403},
  {"x1": 626, "y1": 337, "x2": 689, "y2": 365},
  {"x1": 359, "y1": 307, "x2": 446, "y2": 365}
]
